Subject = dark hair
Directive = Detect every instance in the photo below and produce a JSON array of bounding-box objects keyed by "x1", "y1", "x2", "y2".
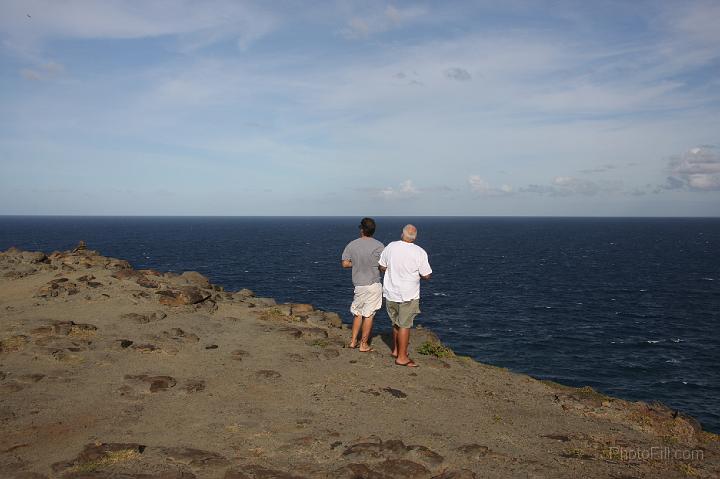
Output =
[{"x1": 359, "y1": 217, "x2": 376, "y2": 237}]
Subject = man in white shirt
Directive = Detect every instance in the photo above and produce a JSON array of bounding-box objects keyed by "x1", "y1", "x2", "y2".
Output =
[{"x1": 378, "y1": 224, "x2": 432, "y2": 367}]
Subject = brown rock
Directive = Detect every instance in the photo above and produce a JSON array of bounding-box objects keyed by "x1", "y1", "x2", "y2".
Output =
[
  {"x1": 0, "y1": 335, "x2": 30, "y2": 353},
  {"x1": 334, "y1": 463, "x2": 387, "y2": 479},
  {"x1": 322, "y1": 349, "x2": 340, "y2": 359},
  {"x1": 230, "y1": 349, "x2": 248, "y2": 360},
  {"x1": 184, "y1": 380, "x2": 206, "y2": 393},
  {"x1": 456, "y1": 444, "x2": 491, "y2": 461},
  {"x1": 383, "y1": 387, "x2": 407, "y2": 399},
  {"x1": 112, "y1": 269, "x2": 145, "y2": 280},
  {"x1": 180, "y1": 271, "x2": 212, "y2": 288},
  {"x1": 248, "y1": 297, "x2": 277, "y2": 307},
  {"x1": 233, "y1": 288, "x2": 255, "y2": 299},
  {"x1": 300, "y1": 327, "x2": 328, "y2": 340},
  {"x1": 160, "y1": 447, "x2": 228, "y2": 468},
  {"x1": 255, "y1": 370, "x2": 282, "y2": 380},
  {"x1": 51, "y1": 442, "x2": 145, "y2": 475},
  {"x1": 407, "y1": 445, "x2": 444, "y2": 466},
  {"x1": 136, "y1": 276, "x2": 159, "y2": 288},
  {"x1": 132, "y1": 344, "x2": 160, "y2": 353},
  {"x1": 121, "y1": 311, "x2": 167, "y2": 324},
  {"x1": 225, "y1": 465, "x2": 306, "y2": 479},
  {"x1": 148, "y1": 376, "x2": 176, "y2": 392},
  {"x1": 431, "y1": 470, "x2": 477, "y2": 479},
  {"x1": 291, "y1": 303, "x2": 314, "y2": 315},
  {"x1": 156, "y1": 287, "x2": 211, "y2": 306},
  {"x1": 21, "y1": 251, "x2": 48, "y2": 263},
  {"x1": 373, "y1": 459, "x2": 430, "y2": 478},
  {"x1": 323, "y1": 312, "x2": 343, "y2": 328},
  {"x1": 343, "y1": 442, "x2": 384, "y2": 459}
]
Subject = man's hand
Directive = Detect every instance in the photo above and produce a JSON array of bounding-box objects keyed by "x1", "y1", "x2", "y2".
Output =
[
  {"x1": 342, "y1": 259, "x2": 352, "y2": 269},
  {"x1": 379, "y1": 265, "x2": 387, "y2": 273},
  {"x1": 420, "y1": 273, "x2": 431, "y2": 280}
]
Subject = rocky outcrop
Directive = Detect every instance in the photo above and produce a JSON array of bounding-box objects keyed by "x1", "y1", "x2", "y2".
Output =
[{"x1": 0, "y1": 246, "x2": 717, "y2": 479}]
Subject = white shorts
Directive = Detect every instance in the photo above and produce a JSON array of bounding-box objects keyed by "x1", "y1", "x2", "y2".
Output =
[{"x1": 350, "y1": 283, "x2": 383, "y2": 317}]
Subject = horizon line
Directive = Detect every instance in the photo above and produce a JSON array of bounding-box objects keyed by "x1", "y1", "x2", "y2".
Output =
[{"x1": 1, "y1": 214, "x2": 719, "y2": 219}]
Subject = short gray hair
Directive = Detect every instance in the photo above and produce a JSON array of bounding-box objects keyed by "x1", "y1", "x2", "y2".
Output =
[{"x1": 402, "y1": 224, "x2": 417, "y2": 241}]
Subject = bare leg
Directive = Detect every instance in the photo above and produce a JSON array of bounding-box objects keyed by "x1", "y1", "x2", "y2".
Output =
[
  {"x1": 395, "y1": 327, "x2": 417, "y2": 367},
  {"x1": 349, "y1": 314, "x2": 362, "y2": 348},
  {"x1": 391, "y1": 325, "x2": 399, "y2": 358},
  {"x1": 359, "y1": 314, "x2": 375, "y2": 351}
]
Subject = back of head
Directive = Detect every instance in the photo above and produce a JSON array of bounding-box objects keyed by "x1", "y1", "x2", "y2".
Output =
[
  {"x1": 360, "y1": 217, "x2": 376, "y2": 237},
  {"x1": 401, "y1": 224, "x2": 417, "y2": 242}
]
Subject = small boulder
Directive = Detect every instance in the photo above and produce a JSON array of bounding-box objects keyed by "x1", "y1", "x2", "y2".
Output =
[
  {"x1": 156, "y1": 287, "x2": 211, "y2": 306},
  {"x1": 323, "y1": 312, "x2": 343, "y2": 328},
  {"x1": 233, "y1": 288, "x2": 255, "y2": 299},
  {"x1": 180, "y1": 271, "x2": 212, "y2": 288},
  {"x1": 291, "y1": 303, "x2": 314, "y2": 315}
]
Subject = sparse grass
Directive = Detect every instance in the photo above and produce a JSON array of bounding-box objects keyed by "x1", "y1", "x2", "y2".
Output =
[
  {"x1": 700, "y1": 431, "x2": 720, "y2": 443},
  {"x1": 0, "y1": 335, "x2": 29, "y2": 353},
  {"x1": 68, "y1": 449, "x2": 140, "y2": 473},
  {"x1": 260, "y1": 308, "x2": 289, "y2": 321},
  {"x1": 417, "y1": 341, "x2": 454, "y2": 358},
  {"x1": 677, "y1": 462, "x2": 699, "y2": 477},
  {"x1": 601, "y1": 447, "x2": 622, "y2": 461},
  {"x1": 561, "y1": 448, "x2": 593, "y2": 460},
  {"x1": 69, "y1": 326, "x2": 96, "y2": 339},
  {"x1": 311, "y1": 339, "x2": 329, "y2": 348}
]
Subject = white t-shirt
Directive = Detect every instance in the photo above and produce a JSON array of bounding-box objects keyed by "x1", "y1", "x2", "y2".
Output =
[{"x1": 378, "y1": 240, "x2": 432, "y2": 302}]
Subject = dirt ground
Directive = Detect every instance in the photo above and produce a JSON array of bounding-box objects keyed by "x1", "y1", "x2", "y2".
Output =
[{"x1": 1, "y1": 245, "x2": 718, "y2": 478}]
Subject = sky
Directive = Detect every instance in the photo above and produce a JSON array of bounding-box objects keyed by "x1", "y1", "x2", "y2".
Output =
[{"x1": 1, "y1": 0, "x2": 719, "y2": 216}]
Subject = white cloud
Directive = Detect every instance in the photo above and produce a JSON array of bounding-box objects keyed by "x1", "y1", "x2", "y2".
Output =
[
  {"x1": 518, "y1": 176, "x2": 623, "y2": 197},
  {"x1": 0, "y1": 0, "x2": 277, "y2": 56},
  {"x1": 663, "y1": 146, "x2": 720, "y2": 191},
  {"x1": 468, "y1": 176, "x2": 513, "y2": 196},
  {"x1": 361, "y1": 179, "x2": 421, "y2": 200}
]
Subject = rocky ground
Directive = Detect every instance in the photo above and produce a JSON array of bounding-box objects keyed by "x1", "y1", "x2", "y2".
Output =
[{"x1": 0, "y1": 244, "x2": 718, "y2": 479}]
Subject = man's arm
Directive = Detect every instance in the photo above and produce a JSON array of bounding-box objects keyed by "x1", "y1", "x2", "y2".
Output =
[
  {"x1": 379, "y1": 265, "x2": 387, "y2": 273},
  {"x1": 342, "y1": 259, "x2": 352, "y2": 268},
  {"x1": 419, "y1": 250, "x2": 432, "y2": 280}
]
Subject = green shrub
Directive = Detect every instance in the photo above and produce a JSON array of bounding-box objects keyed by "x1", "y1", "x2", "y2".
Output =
[{"x1": 417, "y1": 341, "x2": 454, "y2": 358}]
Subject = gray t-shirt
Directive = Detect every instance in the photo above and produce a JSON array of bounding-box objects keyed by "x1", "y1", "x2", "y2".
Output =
[{"x1": 342, "y1": 237, "x2": 385, "y2": 286}]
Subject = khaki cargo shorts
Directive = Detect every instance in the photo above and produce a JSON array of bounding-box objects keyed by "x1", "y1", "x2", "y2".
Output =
[
  {"x1": 350, "y1": 282, "x2": 383, "y2": 317},
  {"x1": 386, "y1": 298, "x2": 420, "y2": 329}
]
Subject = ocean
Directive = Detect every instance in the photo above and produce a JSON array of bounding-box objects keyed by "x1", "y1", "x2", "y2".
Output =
[{"x1": 1, "y1": 216, "x2": 718, "y2": 433}]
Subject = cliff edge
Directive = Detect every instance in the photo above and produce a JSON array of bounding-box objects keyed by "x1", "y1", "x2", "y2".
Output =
[{"x1": 0, "y1": 245, "x2": 718, "y2": 478}]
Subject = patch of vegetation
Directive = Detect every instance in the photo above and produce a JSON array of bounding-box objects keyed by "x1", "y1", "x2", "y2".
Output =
[
  {"x1": 560, "y1": 448, "x2": 593, "y2": 460},
  {"x1": 260, "y1": 308, "x2": 288, "y2": 321},
  {"x1": 69, "y1": 326, "x2": 96, "y2": 339},
  {"x1": 677, "y1": 463, "x2": 699, "y2": 477},
  {"x1": 416, "y1": 341, "x2": 454, "y2": 358},
  {"x1": 69, "y1": 449, "x2": 141, "y2": 473},
  {"x1": 311, "y1": 339, "x2": 329, "y2": 348},
  {"x1": 601, "y1": 447, "x2": 621, "y2": 461}
]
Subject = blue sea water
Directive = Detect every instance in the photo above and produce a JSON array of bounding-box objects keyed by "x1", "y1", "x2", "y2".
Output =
[{"x1": 1, "y1": 216, "x2": 718, "y2": 433}]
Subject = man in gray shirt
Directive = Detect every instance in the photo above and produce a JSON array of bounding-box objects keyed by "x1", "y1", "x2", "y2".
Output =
[{"x1": 341, "y1": 217, "x2": 385, "y2": 352}]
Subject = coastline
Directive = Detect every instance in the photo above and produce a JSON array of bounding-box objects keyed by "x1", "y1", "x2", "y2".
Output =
[{"x1": 0, "y1": 244, "x2": 718, "y2": 478}]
